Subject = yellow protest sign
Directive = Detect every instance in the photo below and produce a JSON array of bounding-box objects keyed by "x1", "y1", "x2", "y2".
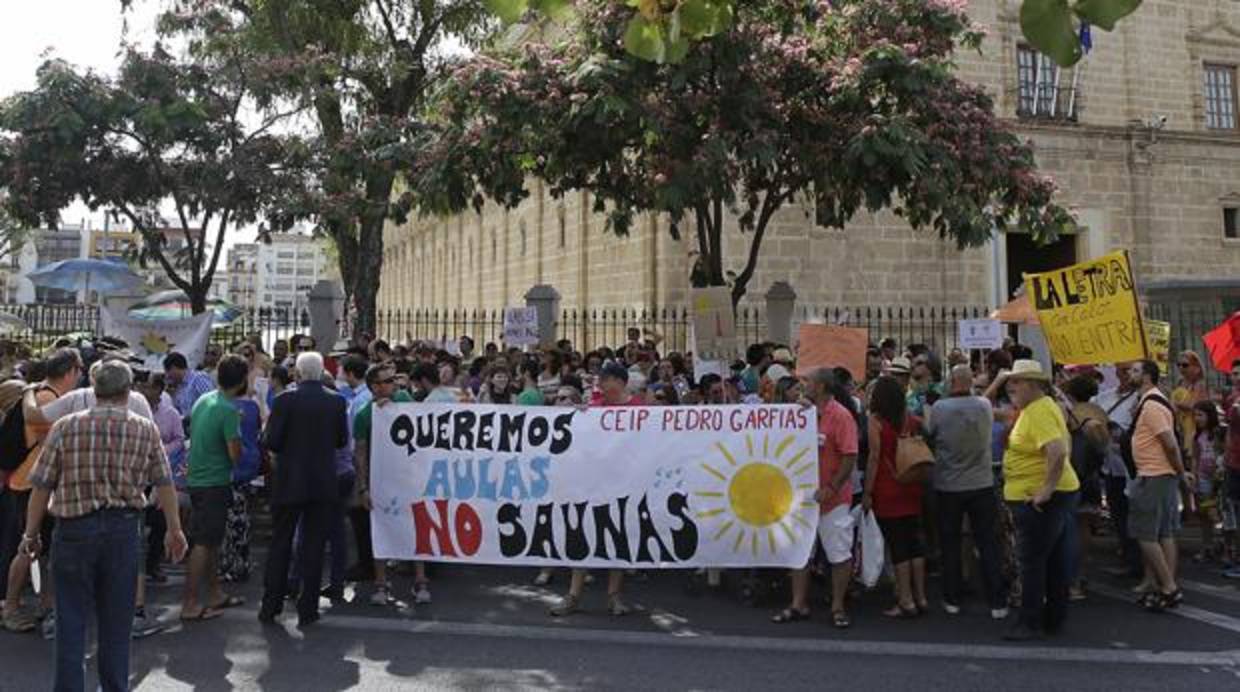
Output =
[
  {"x1": 1146, "y1": 320, "x2": 1170, "y2": 375},
  {"x1": 1024, "y1": 250, "x2": 1148, "y2": 366}
]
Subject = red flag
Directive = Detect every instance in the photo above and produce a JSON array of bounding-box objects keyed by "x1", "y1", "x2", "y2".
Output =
[{"x1": 1203, "y1": 311, "x2": 1240, "y2": 373}]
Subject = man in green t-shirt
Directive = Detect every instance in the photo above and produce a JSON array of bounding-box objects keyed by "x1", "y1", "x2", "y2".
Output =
[
  {"x1": 180, "y1": 355, "x2": 247, "y2": 622},
  {"x1": 353, "y1": 363, "x2": 416, "y2": 605}
]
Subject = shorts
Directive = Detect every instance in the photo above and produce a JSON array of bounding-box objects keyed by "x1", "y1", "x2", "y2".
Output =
[
  {"x1": 815, "y1": 504, "x2": 855, "y2": 565},
  {"x1": 1195, "y1": 474, "x2": 1217, "y2": 509},
  {"x1": 1128, "y1": 475, "x2": 1182, "y2": 542},
  {"x1": 188, "y1": 485, "x2": 232, "y2": 548},
  {"x1": 877, "y1": 515, "x2": 925, "y2": 564}
]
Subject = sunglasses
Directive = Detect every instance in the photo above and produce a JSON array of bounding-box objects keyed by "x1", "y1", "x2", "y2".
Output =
[{"x1": 1177, "y1": 362, "x2": 1192, "y2": 368}]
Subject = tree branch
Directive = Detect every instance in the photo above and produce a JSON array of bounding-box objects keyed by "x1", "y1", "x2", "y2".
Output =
[{"x1": 732, "y1": 189, "x2": 787, "y2": 306}]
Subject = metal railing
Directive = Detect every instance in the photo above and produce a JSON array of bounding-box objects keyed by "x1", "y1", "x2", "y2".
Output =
[{"x1": 378, "y1": 304, "x2": 992, "y2": 354}]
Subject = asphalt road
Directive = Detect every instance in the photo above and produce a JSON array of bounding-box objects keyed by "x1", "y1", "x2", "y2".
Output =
[{"x1": 4, "y1": 538, "x2": 1240, "y2": 690}]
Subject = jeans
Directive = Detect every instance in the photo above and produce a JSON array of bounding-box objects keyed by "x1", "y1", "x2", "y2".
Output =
[
  {"x1": 52, "y1": 508, "x2": 141, "y2": 692},
  {"x1": 328, "y1": 475, "x2": 355, "y2": 588},
  {"x1": 1009, "y1": 491, "x2": 1078, "y2": 632},
  {"x1": 1104, "y1": 474, "x2": 1141, "y2": 574},
  {"x1": 938, "y1": 487, "x2": 1006, "y2": 609}
]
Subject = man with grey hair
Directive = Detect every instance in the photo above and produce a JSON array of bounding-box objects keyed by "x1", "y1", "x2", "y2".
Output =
[
  {"x1": 260, "y1": 351, "x2": 349, "y2": 627},
  {"x1": 22, "y1": 360, "x2": 188, "y2": 691},
  {"x1": 925, "y1": 364, "x2": 1007, "y2": 619}
]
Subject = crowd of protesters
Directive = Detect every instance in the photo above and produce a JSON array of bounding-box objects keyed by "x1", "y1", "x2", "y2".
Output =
[{"x1": 1, "y1": 327, "x2": 1239, "y2": 688}]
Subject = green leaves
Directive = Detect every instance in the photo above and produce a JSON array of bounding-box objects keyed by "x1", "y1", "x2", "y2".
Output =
[
  {"x1": 624, "y1": 14, "x2": 666, "y2": 63},
  {"x1": 622, "y1": 0, "x2": 734, "y2": 64},
  {"x1": 1073, "y1": 0, "x2": 1142, "y2": 31},
  {"x1": 485, "y1": 0, "x2": 528, "y2": 24},
  {"x1": 1020, "y1": 0, "x2": 1081, "y2": 68},
  {"x1": 1021, "y1": 0, "x2": 1143, "y2": 67}
]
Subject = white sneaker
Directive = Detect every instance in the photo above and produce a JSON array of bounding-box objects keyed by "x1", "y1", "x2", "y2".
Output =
[
  {"x1": 991, "y1": 607, "x2": 1010, "y2": 620},
  {"x1": 943, "y1": 602, "x2": 961, "y2": 615},
  {"x1": 369, "y1": 585, "x2": 391, "y2": 606},
  {"x1": 413, "y1": 583, "x2": 432, "y2": 605}
]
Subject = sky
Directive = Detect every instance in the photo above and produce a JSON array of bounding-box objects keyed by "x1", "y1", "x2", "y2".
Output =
[{"x1": 0, "y1": 0, "x2": 263, "y2": 249}]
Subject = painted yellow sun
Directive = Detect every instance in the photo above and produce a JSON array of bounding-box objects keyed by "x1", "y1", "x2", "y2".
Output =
[{"x1": 695, "y1": 434, "x2": 817, "y2": 556}]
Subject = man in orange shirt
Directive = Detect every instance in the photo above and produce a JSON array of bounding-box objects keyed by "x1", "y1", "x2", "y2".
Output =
[
  {"x1": 3, "y1": 348, "x2": 81, "y2": 633},
  {"x1": 1126, "y1": 360, "x2": 1191, "y2": 613},
  {"x1": 771, "y1": 368, "x2": 858, "y2": 629}
]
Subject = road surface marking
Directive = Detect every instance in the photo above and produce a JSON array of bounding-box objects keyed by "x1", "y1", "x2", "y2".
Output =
[
  {"x1": 220, "y1": 610, "x2": 1240, "y2": 668},
  {"x1": 1090, "y1": 582, "x2": 1240, "y2": 635}
]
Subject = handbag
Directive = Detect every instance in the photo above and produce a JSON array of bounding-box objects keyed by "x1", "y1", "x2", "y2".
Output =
[{"x1": 893, "y1": 426, "x2": 934, "y2": 484}]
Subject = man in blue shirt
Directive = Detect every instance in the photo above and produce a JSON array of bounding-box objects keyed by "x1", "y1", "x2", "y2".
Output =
[{"x1": 164, "y1": 352, "x2": 216, "y2": 418}]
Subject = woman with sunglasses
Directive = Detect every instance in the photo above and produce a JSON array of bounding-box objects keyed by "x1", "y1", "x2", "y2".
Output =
[{"x1": 1172, "y1": 351, "x2": 1208, "y2": 465}]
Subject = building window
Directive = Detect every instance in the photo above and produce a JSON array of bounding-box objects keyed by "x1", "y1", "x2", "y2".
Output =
[
  {"x1": 1204, "y1": 64, "x2": 1238, "y2": 130},
  {"x1": 520, "y1": 221, "x2": 527, "y2": 256},
  {"x1": 1017, "y1": 45, "x2": 1069, "y2": 118},
  {"x1": 1225, "y1": 207, "x2": 1239, "y2": 239},
  {"x1": 558, "y1": 205, "x2": 567, "y2": 248}
]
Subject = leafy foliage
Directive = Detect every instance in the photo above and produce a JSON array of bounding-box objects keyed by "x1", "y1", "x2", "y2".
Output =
[
  {"x1": 153, "y1": 0, "x2": 495, "y2": 334},
  {"x1": 0, "y1": 47, "x2": 307, "y2": 313},
  {"x1": 413, "y1": 0, "x2": 1076, "y2": 307},
  {"x1": 0, "y1": 204, "x2": 33, "y2": 268},
  {"x1": 1020, "y1": 0, "x2": 1141, "y2": 67},
  {"x1": 491, "y1": 1, "x2": 1142, "y2": 68}
]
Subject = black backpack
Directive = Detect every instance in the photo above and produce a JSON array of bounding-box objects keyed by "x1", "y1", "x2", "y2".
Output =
[
  {"x1": 1119, "y1": 392, "x2": 1179, "y2": 478},
  {"x1": 1067, "y1": 410, "x2": 1107, "y2": 481},
  {"x1": 0, "y1": 394, "x2": 31, "y2": 472}
]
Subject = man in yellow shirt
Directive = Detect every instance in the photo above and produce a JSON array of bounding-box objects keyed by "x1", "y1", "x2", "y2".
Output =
[{"x1": 997, "y1": 360, "x2": 1079, "y2": 641}]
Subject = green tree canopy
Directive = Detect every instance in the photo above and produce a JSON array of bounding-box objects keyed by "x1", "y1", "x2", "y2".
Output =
[
  {"x1": 413, "y1": 0, "x2": 1075, "y2": 307},
  {"x1": 0, "y1": 47, "x2": 307, "y2": 313},
  {"x1": 152, "y1": 0, "x2": 495, "y2": 335}
]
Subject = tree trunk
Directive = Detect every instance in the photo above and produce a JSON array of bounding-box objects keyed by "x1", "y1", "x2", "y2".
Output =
[
  {"x1": 189, "y1": 285, "x2": 208, "y2": 316},
  {"x1": 352, "y1": 218, "x2": 384, "y2": 337}
]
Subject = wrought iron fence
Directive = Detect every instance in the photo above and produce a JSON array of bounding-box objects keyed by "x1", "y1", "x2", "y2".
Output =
[
  {"x1": 0, "y1": 303, "x2": 309, "y2": 355},
  {"x1": 378, "y1": 304, "x2": 993, "y2": 354},
  {"x1": 1147, "y1": 301, "x2": 1234, "y2": 389}
]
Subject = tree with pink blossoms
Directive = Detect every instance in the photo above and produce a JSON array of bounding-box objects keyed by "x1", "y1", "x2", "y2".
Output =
[{"x1": 414, "y1": 0, "x2": 1077, "y2": 307}]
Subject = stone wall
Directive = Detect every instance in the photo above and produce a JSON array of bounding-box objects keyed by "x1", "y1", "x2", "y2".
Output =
[{"x1": 379, "y1": 0, "x2": 1240, "y2": 316}]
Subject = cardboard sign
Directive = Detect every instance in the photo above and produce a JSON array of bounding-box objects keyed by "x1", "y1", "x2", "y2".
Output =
[
  {"x1": 1024, "y1": 250, "x2": 1148, "y2": 366},
  {"x1": 371, "y1": 403, "x2": 820, "y2": 568},
  {"x1": 795, "y1": 323, "x2": 868, "y2": 382},
  {"x1": 1146, "y1": 319, "x2": 1171, "y2": 375},
  {"x1": 502, "y1": 307, "x2": 539, "y2": 347},
  {"x1": 958, "y1": 318, "x2": 1004, "y2": 350},
  {"x1": 690, "y1": 286, "x2": 737, "y2": 360}
]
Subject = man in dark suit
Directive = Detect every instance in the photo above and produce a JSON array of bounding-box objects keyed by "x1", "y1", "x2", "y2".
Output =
[{"x1": 259, "y1": 351, "x2": 349, "y2": 627}]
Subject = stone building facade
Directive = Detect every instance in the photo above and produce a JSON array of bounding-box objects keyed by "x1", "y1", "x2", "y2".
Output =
[{"x1": 379, "y1": 0, "x2": 1240, "y2": 325}]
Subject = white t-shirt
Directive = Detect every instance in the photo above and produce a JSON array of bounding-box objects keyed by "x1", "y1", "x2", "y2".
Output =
[{"x1": 41, "y1": 388, "x2": 155, "y2": 423}]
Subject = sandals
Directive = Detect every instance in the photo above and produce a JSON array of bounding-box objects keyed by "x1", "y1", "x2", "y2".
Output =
[
  {"x1": 771, "y1": 607, "x2": 811, "y2": 624},
  {"x1": 1140, "y1": 589, "x2": 1184, "y2": 613},
  {"x1": 883, "y1": 603, "x2": 920, "y2": 619},
  {"x1": 208, "y1": 595, "x2": 245, "y2": 610},
  {"x1": 548, "y1": 594, "x2": 581, "y2": 617},
  {"x1": 180, "y1": 607, "x2": 223, "y2": 622},
  {"x1": 607, "y1": 595, "x2": 632, "y2": 616},
  {"x1": 2, "y1": 610, "x2": 36, "y2": 633},
  {"x1": 831, "y1": 610, "x2": 851, "y2": 629}
]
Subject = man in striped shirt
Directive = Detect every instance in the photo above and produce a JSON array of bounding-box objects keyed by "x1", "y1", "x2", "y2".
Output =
[{"x1": 21, "y1": 361, "x2": 188, "y2": 692}]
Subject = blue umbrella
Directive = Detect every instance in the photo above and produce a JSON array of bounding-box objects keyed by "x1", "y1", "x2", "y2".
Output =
[{"x1": 25, "y1": 258, "x2": 143, "y2": 296}]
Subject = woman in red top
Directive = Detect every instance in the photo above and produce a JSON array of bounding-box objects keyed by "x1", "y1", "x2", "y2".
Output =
[{"x1": 863, "y1": 376, "x2": 927, "y2": 618}]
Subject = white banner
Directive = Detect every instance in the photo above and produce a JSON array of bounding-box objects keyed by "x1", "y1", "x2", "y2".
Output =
[
  {"x1": 370, "y1": 403, "x2": 820, "y2": 569},
  {"x1": 101, "y1": 308, "x2": 213, "y2": 373},
  {"x1": 958, "y1": 318, "x2": 1004, "y2": 350}
]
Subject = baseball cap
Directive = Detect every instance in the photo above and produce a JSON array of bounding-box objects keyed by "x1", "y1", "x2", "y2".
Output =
[{"x1": 600, "y1": 361, "x2": 629, "y2": 382}]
